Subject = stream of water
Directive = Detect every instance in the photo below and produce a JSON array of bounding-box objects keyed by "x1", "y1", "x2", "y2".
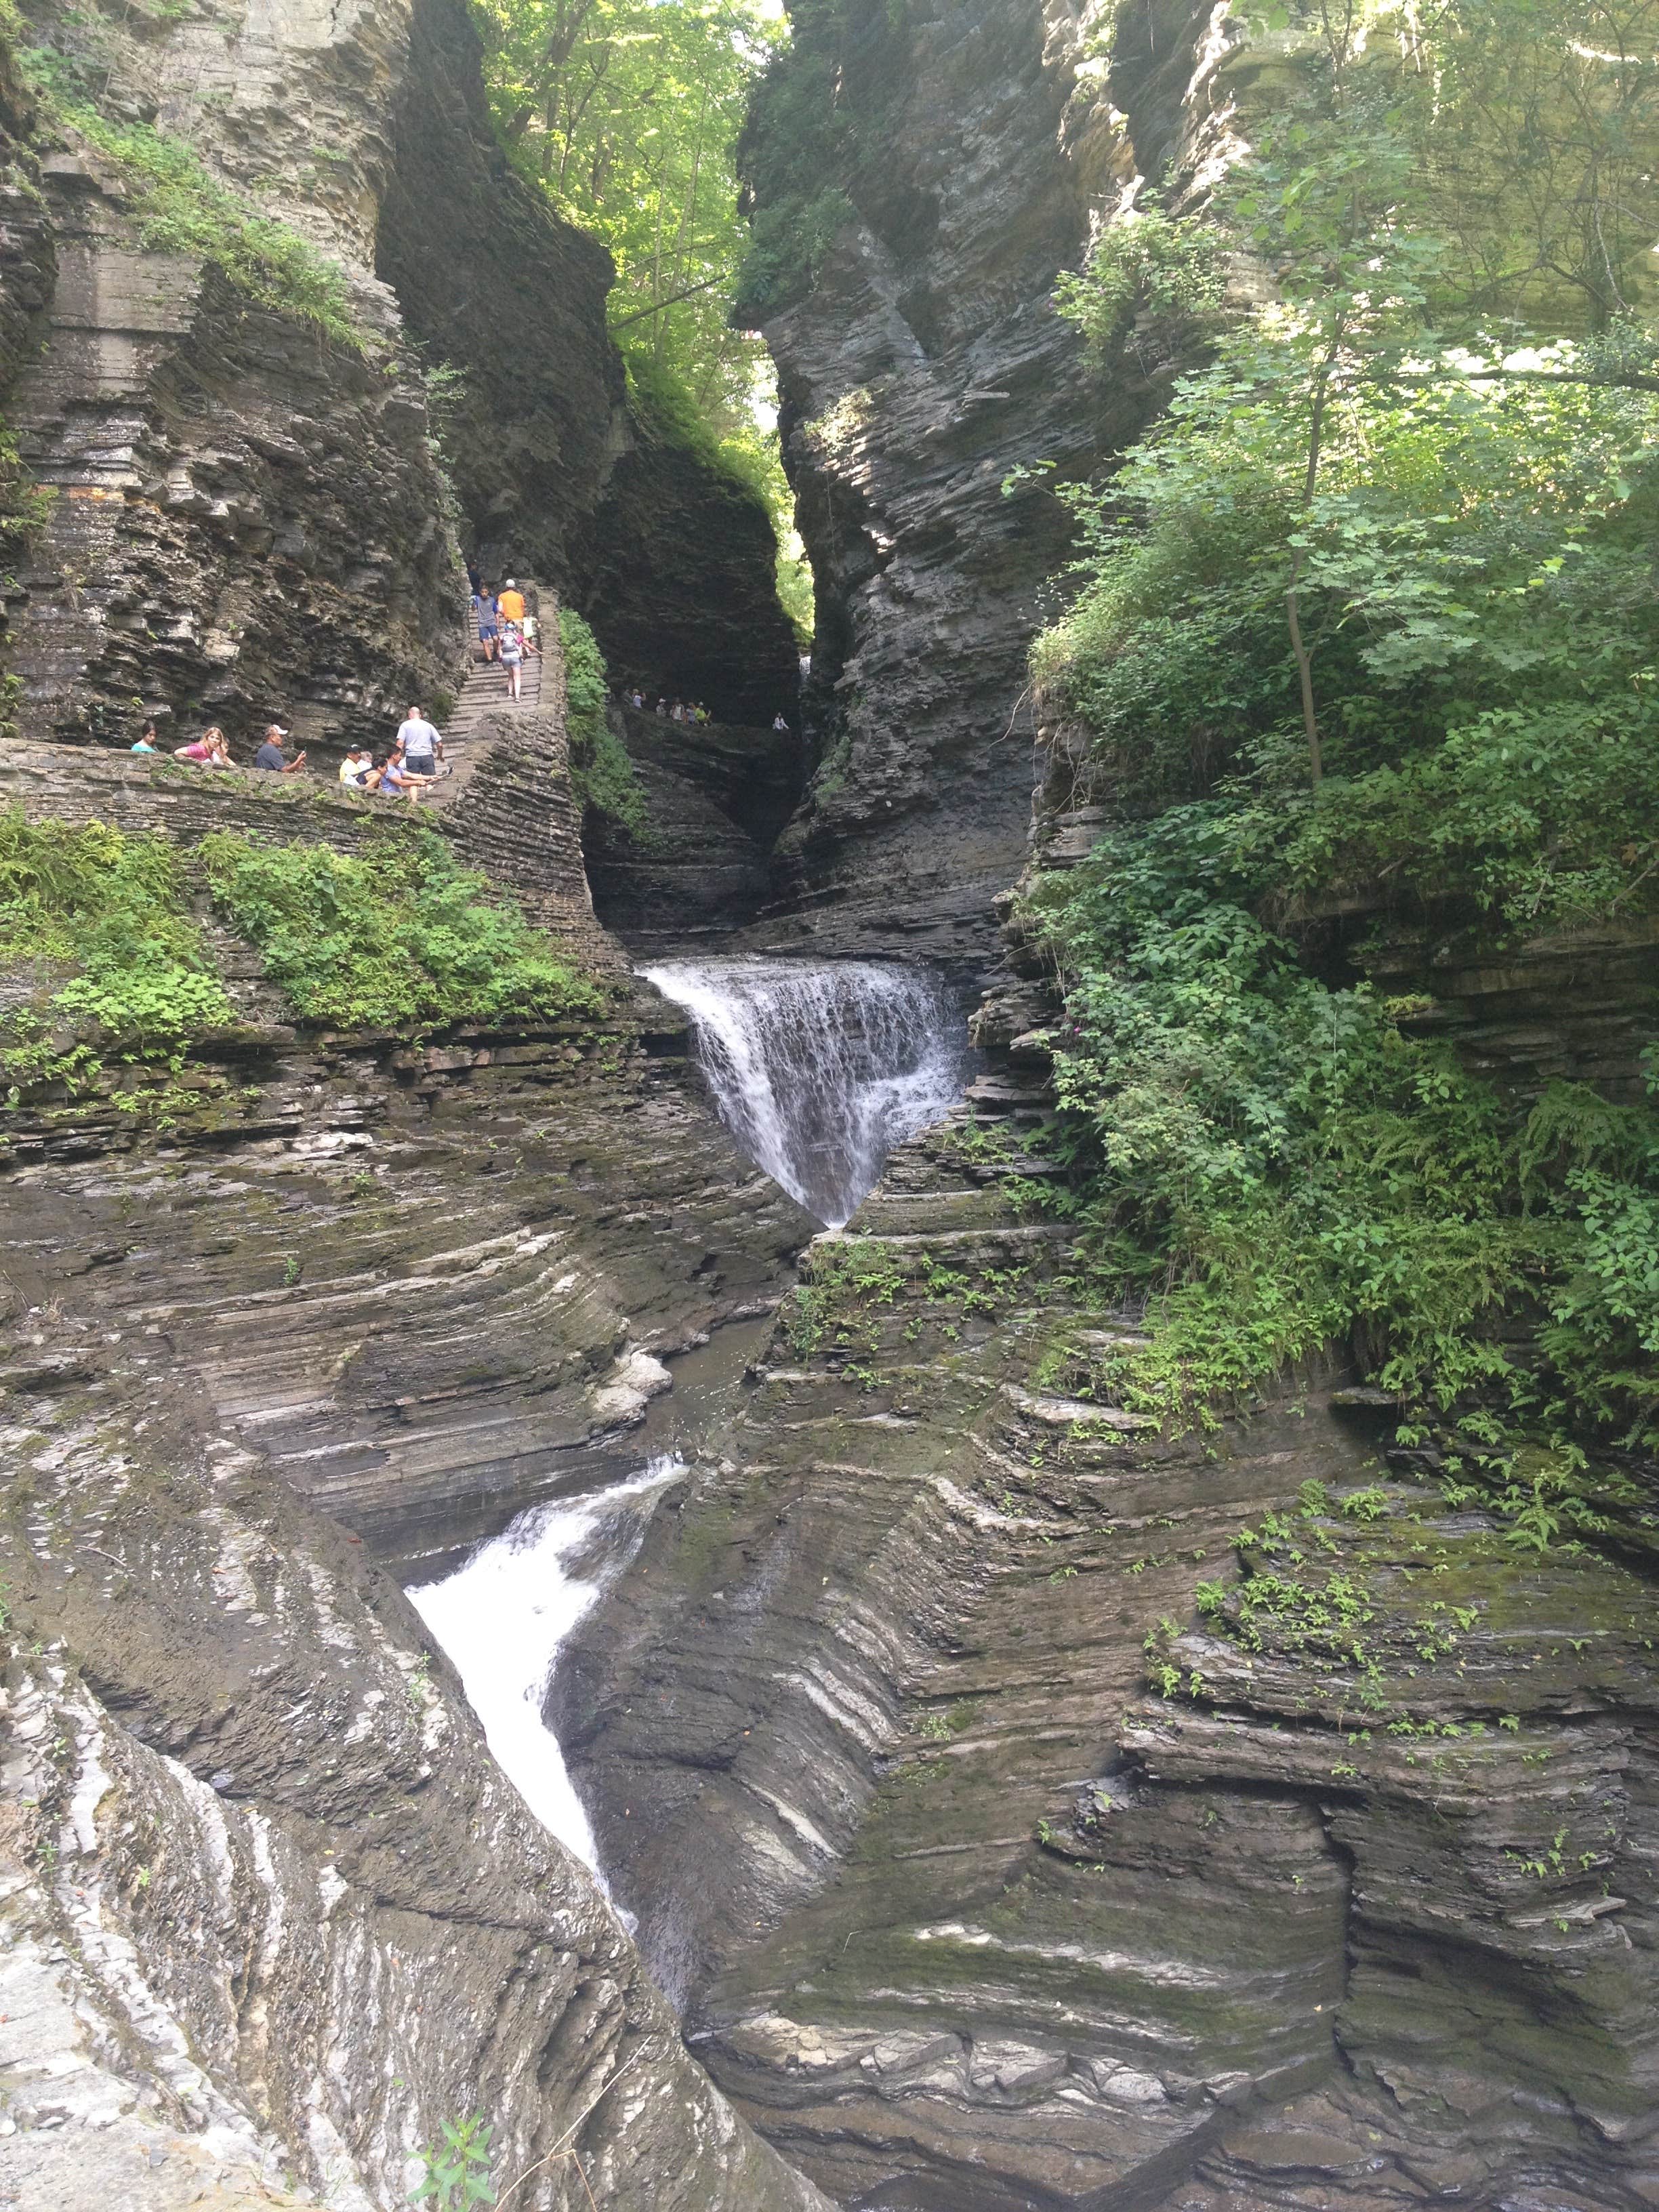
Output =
[
  {"x1": 641, "y1": 954, "x2": 966, "y2": 1225},
  {"x1": 409, "y1": 960, "x2": 962, "y2": 1891},
  {"x1": 407, "y1": 1458, "x2": 683, "y2": 1878}
]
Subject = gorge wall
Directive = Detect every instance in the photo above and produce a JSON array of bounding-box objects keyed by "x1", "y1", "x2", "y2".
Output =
[
  {"x1": 0, "y1": 611, "x2": 832, "y2": 2207},
  {"x1": 0, "y1": 0, "x2": 796, "y2": 752},
  {"x1": 5, "y1": 0, "x2": 1659, "y2": 2207},
  {"x1": 560, "y1": 745, "x2": 1659, "y2": 2212},
  {"x1": 547, "y1": 5, "x2": 1659, "y2": 2208},
  {"x1": 734, "y1": 0, "x2": 1217, "y2": 962}
]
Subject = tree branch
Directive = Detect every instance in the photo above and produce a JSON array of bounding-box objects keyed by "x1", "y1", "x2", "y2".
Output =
[{"x1": 609, "y1": 269, "x2": 734, "y2": 329}]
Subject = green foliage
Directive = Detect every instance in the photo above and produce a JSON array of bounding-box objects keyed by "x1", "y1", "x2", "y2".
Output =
[
  {"x1": 478, "y1": 0, "x2": 777, "y2": 422},
  {"x1": 784, "y1": 1235, "x2": 906, "y2": 1356},
  {"x1": 410, "y1": 2112, "x2": 495, "y2": 2210},
  {"x1": 1020, "y1": 0, "x2": 1659, "y2": 1504},
  {"x1": 0, "y1": 814, "x2": 236, "y2": 1111},
  {"x1": 1025, "y1": 814, "x2": 1659, "y2": 1462},
  {"x1": 24, "y1": 82, "x2": 358, "y2": 342},
  {"x1": 199, "y1": 829, "x2": 605, "y2": 1031},
  {"x1": 1053, "y1": 199, "x2": 1225, "y2": 361},
  {"x1": 558, "y1": 607, "x2": 650, "y2": 838},
  {"x1": 1035, "y1": 350, "x2": 1659, "y2": 922},
  {"x1": 1041, "y1": 0, "x2": 1659, "y2": 806},
  {"x1": 472, "y1": 0, "x2": 808, "y2": 624}
]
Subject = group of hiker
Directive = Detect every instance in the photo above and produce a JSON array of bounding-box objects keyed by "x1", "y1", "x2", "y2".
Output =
[
  {"x1": 131, "y1": 708, "x2": 444, "y2": 802},
  {"x1": 337, "y1": 708, "x2": 446, "y2": 802},
  {"x1": 471, "y1": 575, "x2": 536, "y2": 703},
  {"x1": 625, "y1": 691, "x2": 712, "y2": 723},
  {"x1": 123, "y1": 569, "x2": 793, "y2": 798},
  {"x1": 131, "y1": 720, "x2": 309, "y2": 775},
  {"x1": 619, "y1": 689, "x2": 794, "y2": 734}
]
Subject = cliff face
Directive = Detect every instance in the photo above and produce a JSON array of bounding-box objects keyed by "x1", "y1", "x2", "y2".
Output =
[
  {"x1": 375, "y1": 0, "x2": 799, "y2": 724},
  {"x1": 4, "y1": 0, "x2": 464, "y2": 750},
  {"x1": 735, "y1": 0, "x2": 1157, "y2": 960},
  {"x1": 1, "y1": 0, "x2": 795, "y2": 752},
  {"x1": 561, "y1": 925, "x2": 1659, "y2": 2212},
  {"x1": 0, "y1": 634, "x2": 826, "y2": 2208}
]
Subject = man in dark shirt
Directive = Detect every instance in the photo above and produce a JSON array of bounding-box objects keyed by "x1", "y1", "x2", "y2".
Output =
[{"x1": 253, "y1": 724, "x2": 306, "y2": 774}]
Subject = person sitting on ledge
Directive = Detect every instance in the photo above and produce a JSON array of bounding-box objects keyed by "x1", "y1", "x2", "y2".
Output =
[
  {"x1": 253, "y1": 724, "x2": 306, "y2": 774},
  {"x1": 131, "y1": 720, "x2": 160, "y2": 754},
  {"x1": 377, "y1": 744, "x2": 423, "y2": 802},
  {"x1": 773, "y1": 712, "x2": 790, "y2": 731},
  {"x1": 339, "y1": 744, "x2": 375, "y2": 787}
]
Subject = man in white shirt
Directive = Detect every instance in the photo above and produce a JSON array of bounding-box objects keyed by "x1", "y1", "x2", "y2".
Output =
[{"x1": 395, "y1": 705, "x2": 444, "y2": 781}]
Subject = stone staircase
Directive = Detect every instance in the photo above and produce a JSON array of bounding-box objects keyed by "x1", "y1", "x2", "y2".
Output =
[
  {"x1": 422, "y1": 592, "x2": 629, "y2": 981},
  {"x1": 435, "y1": 612, "x2": 547, "y2": 758}
]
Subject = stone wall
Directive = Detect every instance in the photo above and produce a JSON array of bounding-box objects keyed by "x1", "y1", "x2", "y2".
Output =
[{"x1": 7, "y1": 189, "x2": 462, "y2": 750}]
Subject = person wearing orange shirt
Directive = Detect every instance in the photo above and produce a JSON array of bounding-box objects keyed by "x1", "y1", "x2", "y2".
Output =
[{"x1": 497, "y1": 579, "x2": 527, "y2": 626}]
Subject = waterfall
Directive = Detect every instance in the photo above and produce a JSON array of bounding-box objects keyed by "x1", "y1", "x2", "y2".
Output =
[
  {"x1": 407, "y1": 1459, "x2": 682, "y2": 1880},
  {"x1": 640, "y1": 956, "x2": 966, "y2": 1227}
]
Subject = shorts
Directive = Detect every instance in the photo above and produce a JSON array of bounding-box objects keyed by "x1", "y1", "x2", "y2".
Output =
[
  {"x1": 404, "y1": 753, "x2": 437, "y2": 778},
  {"x1": 478, "y1": 620, "x2": 499, "y2": 640}
]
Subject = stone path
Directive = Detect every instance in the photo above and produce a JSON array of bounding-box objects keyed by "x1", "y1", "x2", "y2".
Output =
[
  {"x1": 419, "y1": 597, "x2": 550, "y2": 815},
  {"x1": 438, "y1": 611, "x2": 546, "y2": 749}
]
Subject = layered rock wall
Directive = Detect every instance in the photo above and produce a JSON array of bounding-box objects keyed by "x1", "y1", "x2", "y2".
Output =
[
  {"x1": 372, "y1": 0, "x2": 800, "y2": 723},
  {"x1": 586, "y1": 703, "x2": 802, "y2": 943},
  {"x1": 0, "y1": 615, "x2": 825, "y2": 2209},
  {"x1": 2, "y1": 0, "x2": 795, "y2": 752},
  {"x1": 739, "y1": 0, "x2": 1212, "y2": 960},
  {"x1": 560, "y1": 1114, "x2": 1659, "y2": 2212}
]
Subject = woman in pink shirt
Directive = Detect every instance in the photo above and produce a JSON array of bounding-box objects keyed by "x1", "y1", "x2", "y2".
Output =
[{"x1": 174, "y1": 725, "x2": 232, "y2": 766}]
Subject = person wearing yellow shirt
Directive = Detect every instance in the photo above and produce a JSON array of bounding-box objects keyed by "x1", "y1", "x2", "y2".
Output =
[{"x1": 497, "y1": 579, "x2": 526, "y2": 626}]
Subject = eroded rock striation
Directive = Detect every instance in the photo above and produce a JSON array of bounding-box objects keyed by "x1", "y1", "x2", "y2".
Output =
[
  {"x1": 736, "y1": 0, "x2": 1188, "y2": 960},
  {"x1": 0, "y1": 1389, "x2": 830, "y2": 2212},
  {"x1": 558, "y1": 702, "x2": 1659, "y2": 2210},
  {"x1": 1, "y1": 0, "x2": 794, "y2": 751},
  {"x1": 0, "y1": 580, "x2": 832, "y2": 2207},
  {"x1": 561, "y1": 1067, "x2": 1659, "y2": 2210}
]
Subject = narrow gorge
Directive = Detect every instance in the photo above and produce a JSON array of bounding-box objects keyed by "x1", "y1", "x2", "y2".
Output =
[{"x1": 3, "y1": 2, "x2": 1658, "y2": 2211}]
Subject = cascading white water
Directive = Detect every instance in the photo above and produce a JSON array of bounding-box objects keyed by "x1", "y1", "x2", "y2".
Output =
[
  {"x1": 407, "y1": 1458, "x2": 682, "y2": 1879},
  {"x1": 641, "y1": 956, "x2": 965, "y2": 1227}
]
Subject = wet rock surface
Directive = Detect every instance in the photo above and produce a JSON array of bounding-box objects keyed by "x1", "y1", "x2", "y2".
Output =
[
  {"x1": 0, "y1": 1384, "x2": 830, "y2": 2212},
  {"x1": 0, "y1": 591, "x2": 823, "y2": 2207},
  {"x1": 561, "y1": 1111, "x2": 1659, "y2": 2212}
]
